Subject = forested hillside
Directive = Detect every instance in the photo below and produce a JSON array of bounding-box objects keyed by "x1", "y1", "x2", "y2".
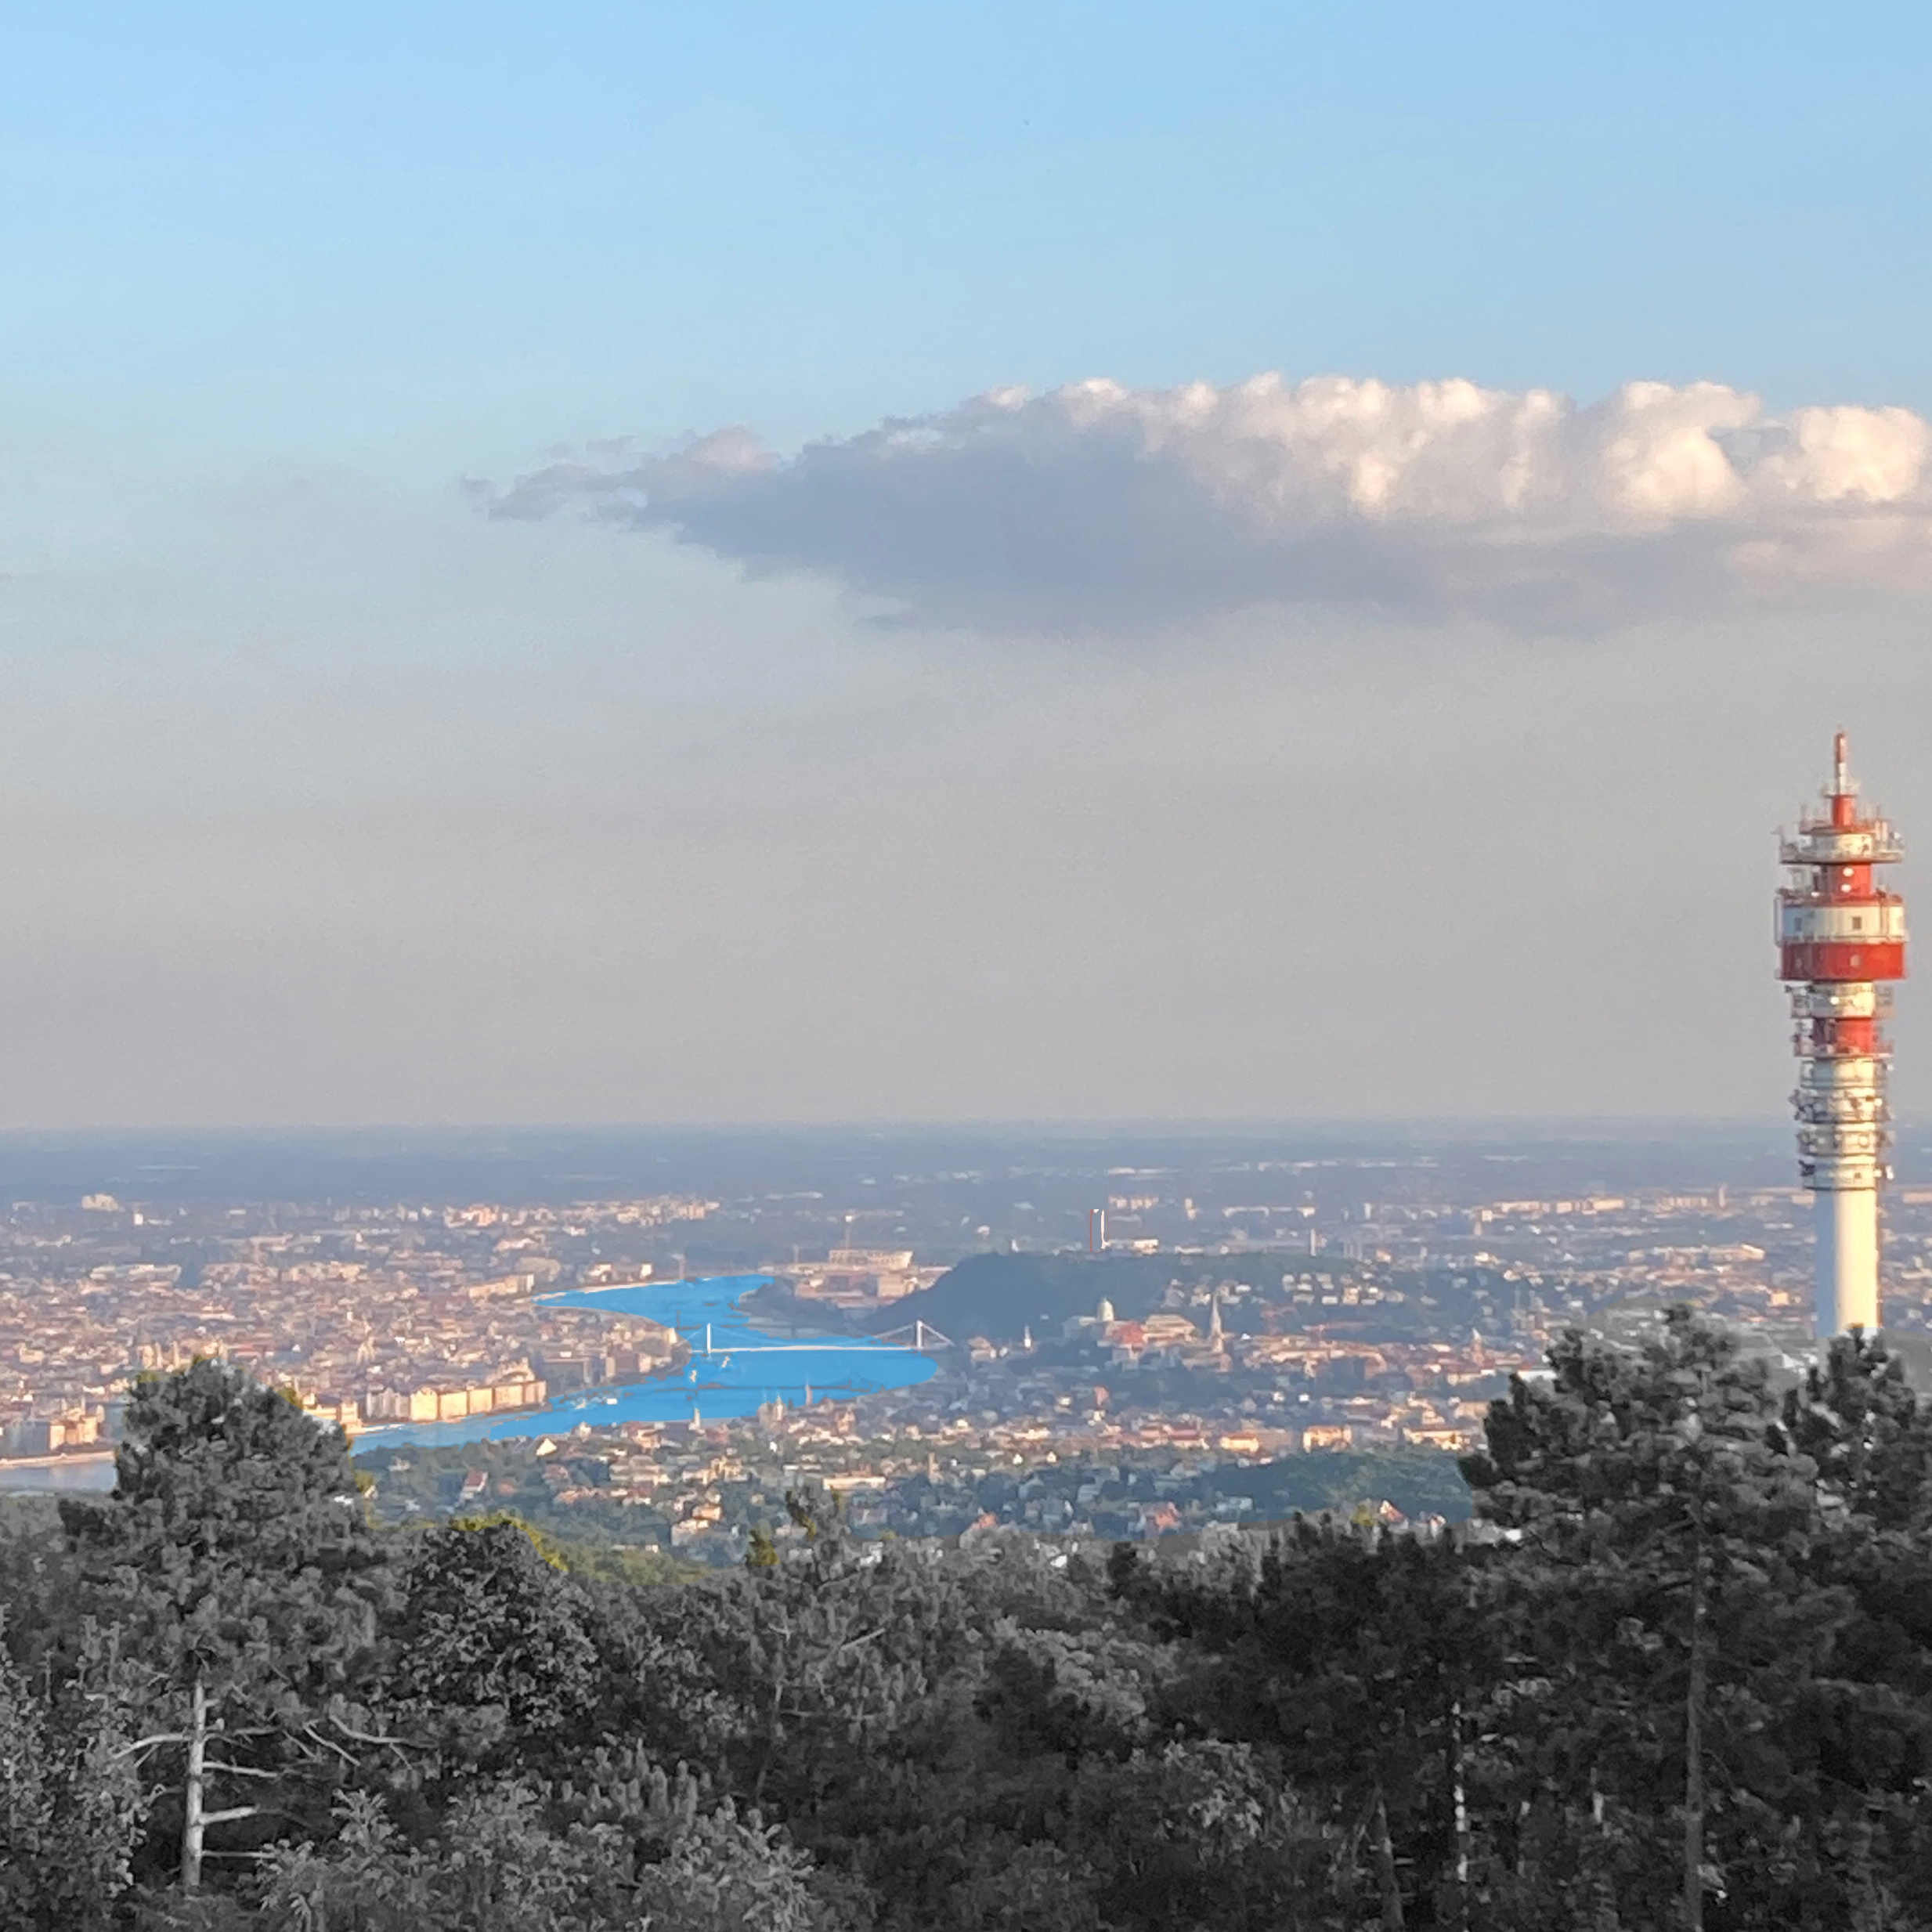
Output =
[
  {"x1": 7, "y1": 1312, "x2": 1932, "y2": 1929},
  {"x1": 861, "y1": 1249, "x2": 1179, "y2": 1339}
]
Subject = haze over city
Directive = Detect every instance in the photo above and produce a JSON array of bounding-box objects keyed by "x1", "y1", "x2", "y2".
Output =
[{"x1": 7, "y1": 4, "x2": 1932, "y2": 1128}]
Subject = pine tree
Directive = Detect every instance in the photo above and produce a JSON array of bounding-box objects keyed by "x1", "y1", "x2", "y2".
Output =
[
  {"x1": 1463, "y1": 1310, "x2": 1857, "y2": 1930},
  {"x1": 1782, "y1": 1330, "x2": 1932, "y2": 1531},
  {"x1": 1119, "y1": 1517, "x2": 1504, "y2": 1929},
  {"x1": 387, "y1": 1518, "x2": 601, "y2": 1765},
  {"x1": 60, "y1": 1360, "x2": 387, "y2": 1891}
]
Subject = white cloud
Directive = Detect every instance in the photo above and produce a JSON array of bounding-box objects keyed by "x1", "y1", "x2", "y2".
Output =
[{"x1": 485, "y1": 374, "x2": 1932, "y2": 632}]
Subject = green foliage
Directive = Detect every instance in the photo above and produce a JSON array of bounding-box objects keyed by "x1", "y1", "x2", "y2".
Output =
[
  {"x1": 783, "y1": 1482, "x2": 846, "y2": 1543},
  {"x1": 254, "y1": 1789, "x2": 427, "y2": 1930},
  {"x1": 1782, "y1": 1327, "x2": 1932, "y2": 1529},
  {"x1": 1220, "y1": 1442, "x2": 1473, "y2": 1524},
  {"x1": 389, "y1": 1519, "x2": 601, "y2": 1744},
  {"x1": 874, "y1": 1251, "x2": 1175, "y2": 1341},
  {"x1": 1457, "y1": 1312, "x2": 1894, "y2": 1929},
  {"x1": 450, "y1": 1509, "x2": 572, "y2": 1569},
  {"x1": 62, "y1": 1358, "x2": 385, "y2": 1694},
  {"x1": 448, "y1": 1508, "x2": 701, "y2": 1586},
  {"x1": 354, "y1": 1437, "x2": 679, "y2": 1550},
  {"x1": 254, "y1": 1775, "x2": 843, "y2": 1932},
  {"x1": 0, "y1": 1616, "x2": 151, "y2": 1930},
  {"x1": 26, "y1": 1323, "x2": 1932, "y2": 1928},
  {"x1": 565, "y1": 1540, "x2": 702, "y2": 1587},
  {"x1": 58, "y1": 1360, "x2": 391, "y2": 1894}
]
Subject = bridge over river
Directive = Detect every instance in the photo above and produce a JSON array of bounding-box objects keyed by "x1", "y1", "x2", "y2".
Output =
[{"x1": 358, "y1": 1273, "x2": 944, "y2": 1450}]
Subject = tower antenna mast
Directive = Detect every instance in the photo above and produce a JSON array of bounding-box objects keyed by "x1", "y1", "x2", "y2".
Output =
[{"x1": 1777, "y1": 732, "x2": 1908, "y2": 1338}]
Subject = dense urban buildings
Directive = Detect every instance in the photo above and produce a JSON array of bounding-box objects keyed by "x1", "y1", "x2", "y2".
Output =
[{"x1": 4, "y1": 1128, "x2": 1929, "y2": 1561}]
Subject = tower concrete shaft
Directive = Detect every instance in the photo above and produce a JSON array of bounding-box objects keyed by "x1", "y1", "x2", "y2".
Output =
[{"x1": 1777, "y1": 733, "x2": 1907, "y2": 1339}]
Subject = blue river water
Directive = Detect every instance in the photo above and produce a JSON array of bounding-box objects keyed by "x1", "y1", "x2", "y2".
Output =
[
  {"x1": 353, "y1": 1273, "x2": 937, "y2": 1451},
  {"x1": 0, "y1": 1457, "x2": 114, "y2": 1493}
]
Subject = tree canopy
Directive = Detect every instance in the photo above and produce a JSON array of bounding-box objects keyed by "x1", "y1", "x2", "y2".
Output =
[{"x1": 14, "y1": 1319, "x2": 1932, "y2": 1929}]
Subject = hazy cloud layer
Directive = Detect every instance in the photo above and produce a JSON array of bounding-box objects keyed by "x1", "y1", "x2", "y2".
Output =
[
  {"x1": 13, "y1": 459, "x2": 1932, "y2": 1125},
  {"x1": 488, "y1": 375, "x2": 1932, "y2": 632}
]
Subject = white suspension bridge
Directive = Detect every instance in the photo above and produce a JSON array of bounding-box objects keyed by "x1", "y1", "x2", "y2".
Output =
[{"x1": 666, "y1": 1320, "x2": 954, "y2": 1356}]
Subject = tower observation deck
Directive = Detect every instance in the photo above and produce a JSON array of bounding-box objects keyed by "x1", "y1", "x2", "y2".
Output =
[{"x1": 1776, "y1": 732, "x2": 1907, "y2": 1339}]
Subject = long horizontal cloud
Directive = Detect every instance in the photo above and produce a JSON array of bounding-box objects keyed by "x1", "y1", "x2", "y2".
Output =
[{"x1": 485, "y1": 375, "x2": 1932, "y2": 632}]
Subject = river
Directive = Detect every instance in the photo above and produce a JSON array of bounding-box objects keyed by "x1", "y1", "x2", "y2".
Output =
[
  {"x1": 0, "y1": 1273, "x2": 930, "y2": 1482},
  {"x1": 352, "y1": 1272, "x2": 937, "y2": 1450}
]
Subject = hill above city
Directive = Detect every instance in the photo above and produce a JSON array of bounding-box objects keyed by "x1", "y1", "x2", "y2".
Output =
[{"x1": 863, "y1": 1250, "x2": 1202, "y2": 1344}]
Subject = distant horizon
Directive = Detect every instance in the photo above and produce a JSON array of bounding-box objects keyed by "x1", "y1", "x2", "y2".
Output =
[
  {"x1": 0, "y1": 1117, "x2": 1828, "y2": 1212},
  {"x1": 0, "y1": 1115, "x2": 1810, "y2": 1142},
  {"x1": 6, "y1": 9, "x2": 1930, "y2": 1125}
]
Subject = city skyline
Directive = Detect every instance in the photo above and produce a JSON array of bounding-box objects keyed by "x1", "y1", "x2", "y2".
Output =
[{"x1": 0, "y1": 1121, "x2": 1887, "y2": 1511}]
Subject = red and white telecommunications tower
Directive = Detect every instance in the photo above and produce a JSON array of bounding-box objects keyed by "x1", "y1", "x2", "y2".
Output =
[{"x1": 1777, "y1": 732, "x2": 1907, "y2": 1339}]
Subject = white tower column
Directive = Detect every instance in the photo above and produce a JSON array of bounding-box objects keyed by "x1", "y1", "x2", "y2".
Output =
[{"x1": 1815, "y1": 1186, "x2": 1880, "y2": 1338}]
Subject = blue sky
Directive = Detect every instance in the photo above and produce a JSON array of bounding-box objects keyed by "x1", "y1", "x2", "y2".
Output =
[
  {"x1": 3, "y1": 5, "x2": 1932, "y2": 1127},
  {"x1": 9, "y1": 2, "x2": 1932, "y2": 469}
]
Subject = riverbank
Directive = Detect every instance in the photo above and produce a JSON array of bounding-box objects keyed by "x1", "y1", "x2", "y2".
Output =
[
  {"x1": 0, "y1": 1274, "x2": 939, "y2": 1477},
  {"x1": 0, "y1": 1451, "x2": 116, "y2": 1492},
  {"x1": 348, "y1": 1273, "x2": 937, "y2": 1451}
]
